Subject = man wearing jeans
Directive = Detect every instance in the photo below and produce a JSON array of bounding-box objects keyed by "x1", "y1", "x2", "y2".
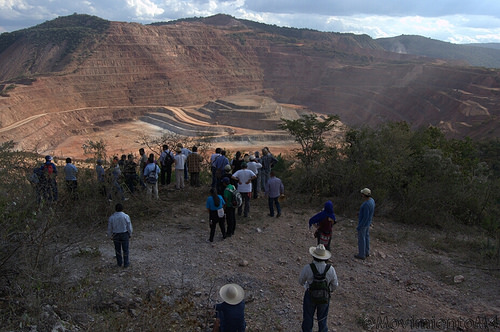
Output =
[
  {"x1": 265, "y1": 171, "x2": 284, "y2": 217},
  {"x1": 299, "y1": 244, "x2": 338, "y2": 332},
  {"x1": 107, "y1": 203, "x2": 133, "y2": 268},
  {"x1": 355, "y1": 188, "x2": 375, "y2": 260}
]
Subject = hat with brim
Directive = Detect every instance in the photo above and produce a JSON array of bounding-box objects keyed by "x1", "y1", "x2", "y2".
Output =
[
  {"x1": 309, "y1": 244, "x2": 331, "y2": 260},
  {"x1": 219, "y1": 283, "x2": 245, "y2": 305}
]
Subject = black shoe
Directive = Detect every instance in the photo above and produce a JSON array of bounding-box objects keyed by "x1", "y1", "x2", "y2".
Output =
[
  {"x1": 276, "y1": 213, "x2": 281, "y2": 218},
  {"x1": 354, "y1": 254, "x2": 365, "y2": 260},
  {"x1": 268, "y1": 213, "x2": 274, "y2": 217}
]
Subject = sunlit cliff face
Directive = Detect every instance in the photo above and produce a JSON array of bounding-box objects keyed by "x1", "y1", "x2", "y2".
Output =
[{"x1": 0, "y1": 18, "x2": 499, "y2": 156}]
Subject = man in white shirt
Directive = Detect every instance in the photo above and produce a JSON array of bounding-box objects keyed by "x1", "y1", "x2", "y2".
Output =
[
  {"x1": 107, "y1": 203, "x2": 133, "y2": 268},
  {"x1": 64, "y1": 157, "x2": 78, "y2": 200},
  {"x1": 174, "y1": 147, "x2": 187, "y2": 189},
  {"x1": 246, "y1": 155, "x2": 262, "y2": 199},
  {"x1": 231, "y1": 162, "x2": 256, "y2": 217}
]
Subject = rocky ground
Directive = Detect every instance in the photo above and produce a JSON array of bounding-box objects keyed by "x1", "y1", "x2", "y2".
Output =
[{"x1": 56, "y1": 184, "x2": 500, "y2": 332}]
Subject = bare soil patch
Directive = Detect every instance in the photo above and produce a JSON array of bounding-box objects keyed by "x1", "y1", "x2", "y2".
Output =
[
  {"x1": 52, "y1": 119, "x2": 297, "y2": 160},
  {"x1": 64, "y1": 185, "x2": 500, "y2": 331}
]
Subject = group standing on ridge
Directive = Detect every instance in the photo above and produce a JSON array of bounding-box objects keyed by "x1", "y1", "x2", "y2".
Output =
[{"x1": 29, "y1": 144, "x2": 375, "y2": 332}]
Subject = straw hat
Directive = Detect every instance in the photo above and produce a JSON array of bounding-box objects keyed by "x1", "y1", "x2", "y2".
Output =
[
  {"x1": 309, "y1": 244, "x2": 331, "y2": 260},
  {"x1": 219, "y1": 283, "x2": 245, "y2": 305}
]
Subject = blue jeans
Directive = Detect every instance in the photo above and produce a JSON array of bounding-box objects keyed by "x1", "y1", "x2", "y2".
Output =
[
  {"x1": 268, "y1": 196, "x2": 281, "y2": 216},
  {"x1": 302, "y1": 290, "x2": 330, "y2": 332},
  {"x1": 112, "y1": 232, "x2": 130, "y2": 267},
  {"x1": 357, "y1": 226, "x2": 370, "y2": 258},
  {"x1": 225, "y1": 207, "x2": 236, "y2": 236}
]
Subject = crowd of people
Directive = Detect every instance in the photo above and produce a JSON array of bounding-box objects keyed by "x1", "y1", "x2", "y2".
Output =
[{"x1": 30, "y1": 144, "x2": 375, "y2": 332}]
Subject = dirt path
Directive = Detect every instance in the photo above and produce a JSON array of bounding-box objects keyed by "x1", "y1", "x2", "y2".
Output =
[{"x1": 71, "y1": 186, "x2": 500, "y2": 331}]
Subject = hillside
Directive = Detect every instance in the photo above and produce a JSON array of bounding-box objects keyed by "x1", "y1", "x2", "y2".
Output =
[
  {"x1": 0, "y1": 14, "x2": 499, "y2": 155},
  {"x1": 468, "y1": 43, "x2": 500, "y2": 50},
  {"x1": 376, "y1": 35, "x2": 500, "y2": 69},
  {"x1": 13, "y1": 185, "x2": 499, "y2": 331}
]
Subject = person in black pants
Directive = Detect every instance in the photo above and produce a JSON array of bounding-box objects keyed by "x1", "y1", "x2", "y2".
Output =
[
  {"x1": 206, "y1": 188, "x2": 226, "y2": 242},
  {"x1": 107, "y1": 203, "x2": 133, "y2": 268}
]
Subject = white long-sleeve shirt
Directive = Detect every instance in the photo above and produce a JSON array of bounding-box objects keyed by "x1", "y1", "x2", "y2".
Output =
[{"x1": 299, "y1": 260, "x2": 338, "y2": 291}]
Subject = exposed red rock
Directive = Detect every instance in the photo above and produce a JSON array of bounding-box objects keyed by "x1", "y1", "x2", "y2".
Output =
[{"x1": 0, "y1": 15, "x2": 499, "y2": 156}]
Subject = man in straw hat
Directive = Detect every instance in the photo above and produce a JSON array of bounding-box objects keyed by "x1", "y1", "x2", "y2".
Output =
[
  {"x1": 355, "y1": 188, "x2": 375, "y2": 260},
  {"x1": 215, "y1": 283, "x2": 246, "y2": 332},
  {"x1": 299, "y1": 244, "x2": 338, "y2": 332}
]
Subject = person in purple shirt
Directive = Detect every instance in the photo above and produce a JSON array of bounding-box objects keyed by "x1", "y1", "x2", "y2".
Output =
[{"x1": 265, "y1": 171, "x2": 284, "y2": 217}]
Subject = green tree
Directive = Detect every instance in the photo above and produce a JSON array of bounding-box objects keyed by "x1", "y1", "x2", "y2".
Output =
[
  {"x1": 82, "y1": 139, "x2": 107, "y2": 162},
  {"x1": 279, "y1": 114, "x2": 340, "y2": 170}
]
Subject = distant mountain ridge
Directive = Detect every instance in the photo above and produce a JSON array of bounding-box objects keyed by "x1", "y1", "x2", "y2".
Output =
[
  {"x1": 376, "y1": 35, "x2": 500, "y2": 68},
  {"x1": 0, "y1": 14, "x2": 499, "y2": 152},
  {"x1": 466, "y1": 42, "x2": 500, "y2": 50}
]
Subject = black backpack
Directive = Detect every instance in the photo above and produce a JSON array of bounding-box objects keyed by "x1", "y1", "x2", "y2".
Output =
[
  {"x1": 308, "y1": 264, "x2": 331, "y2": 304},
  {"x1": 164, "y1": 152, "x2": 174, "y2": 166}
]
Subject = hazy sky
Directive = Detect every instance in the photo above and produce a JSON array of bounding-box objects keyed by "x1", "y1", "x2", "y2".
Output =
[{"x1": 1, "y1": 0, "x2": 500, "y2": 44}]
